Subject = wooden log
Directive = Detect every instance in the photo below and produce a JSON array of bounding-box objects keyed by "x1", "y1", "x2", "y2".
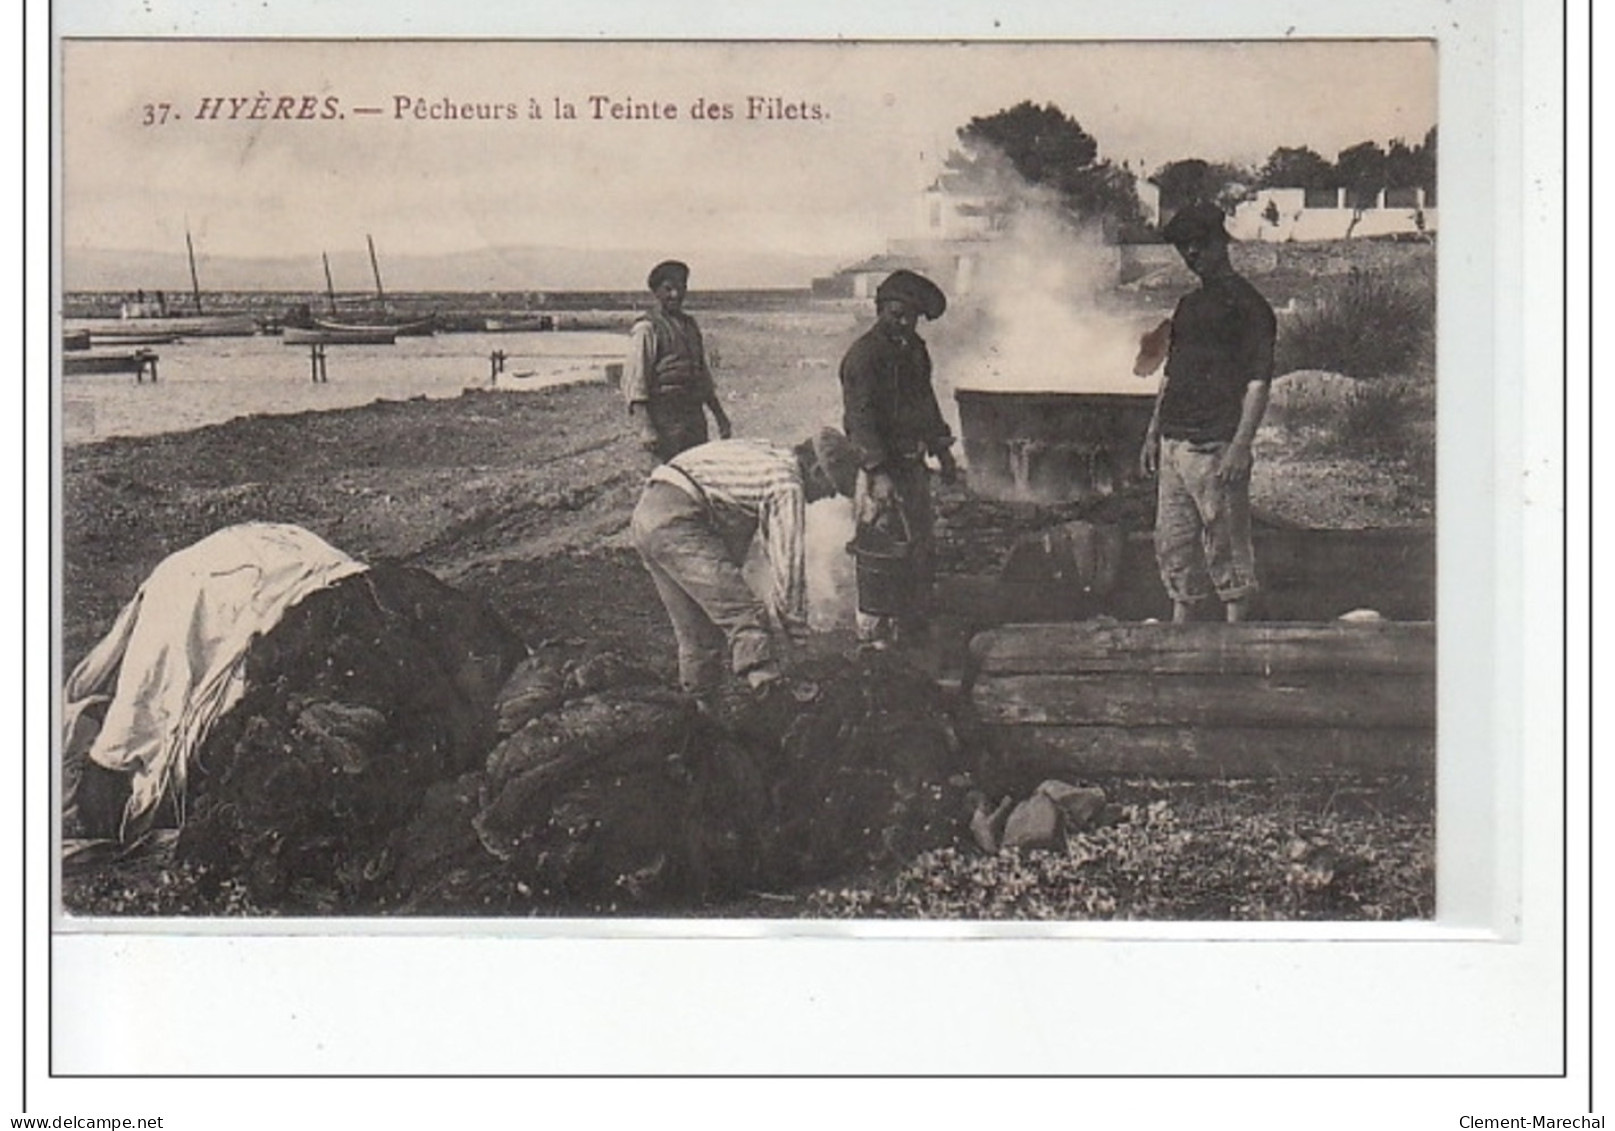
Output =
[
  {"x1": 971, "y1": 621, "x2": 1435, "y2": 677},
  {"x1": 980, "y1": 724, "x2": 1435, "y2": 779},
  {"x1": 967, "y1": 620, "x2": 1436, "y2": 778},
  {"x1": 972, "y1": 670, "x2": 1434, "y2": 729}
]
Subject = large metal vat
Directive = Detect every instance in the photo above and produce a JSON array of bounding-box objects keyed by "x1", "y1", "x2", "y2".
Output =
[{"x1": 954, "y1": 388, "x2": 1157, "y2": 504}]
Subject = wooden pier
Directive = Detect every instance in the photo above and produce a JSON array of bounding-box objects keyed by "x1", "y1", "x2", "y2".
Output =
[{"x1": 62, "y1": 349, "x2": 160, "y2": 383}]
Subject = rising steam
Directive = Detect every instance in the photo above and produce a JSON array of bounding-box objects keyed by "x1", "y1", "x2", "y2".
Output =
[{"x1": 933, "y1": 197, "x2": 1162, "y2": 399}]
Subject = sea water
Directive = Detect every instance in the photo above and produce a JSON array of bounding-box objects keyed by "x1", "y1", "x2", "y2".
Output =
[{"x1": 58, "y1": 329, "x2": 629, "y2": 445}]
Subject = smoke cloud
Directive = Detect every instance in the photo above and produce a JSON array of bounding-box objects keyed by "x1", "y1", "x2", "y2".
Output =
[{"x1": 933, "y1": 203, "x2": 1162, "y2": 399}]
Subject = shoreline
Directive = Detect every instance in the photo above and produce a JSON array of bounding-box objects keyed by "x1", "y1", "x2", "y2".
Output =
[{"x1": 59, "y1": 304, "x2": 859, "y2": 670}]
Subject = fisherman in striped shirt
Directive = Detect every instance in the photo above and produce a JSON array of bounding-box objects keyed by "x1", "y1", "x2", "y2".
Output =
[{"x1": 630, "y1": 428, "x2": 861, "y2": 705}]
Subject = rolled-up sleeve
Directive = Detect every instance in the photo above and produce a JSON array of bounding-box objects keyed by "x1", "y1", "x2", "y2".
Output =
[
  {"x1": 759, "y1": 481, "x2": 808, "y2": 635},
  {"x1": 621, "y1": 320, "x2": 656, "y2": 406}
]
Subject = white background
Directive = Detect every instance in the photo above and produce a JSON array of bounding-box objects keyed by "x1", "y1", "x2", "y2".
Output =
[{"x1": 12, "y1": 0, "x2": 1592, "y2": 1125}]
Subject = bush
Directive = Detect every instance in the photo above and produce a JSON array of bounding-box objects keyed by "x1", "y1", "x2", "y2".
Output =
[
  {"x1": 1262, "y1": 372, "x2": 1436, "y2": 515},
  {"x1": 1335, "y1": 377, "x2": 1424, "y2": 456},
  {"x1": 1275, "y1": 268, "x2": 1433, "y2": 380}
]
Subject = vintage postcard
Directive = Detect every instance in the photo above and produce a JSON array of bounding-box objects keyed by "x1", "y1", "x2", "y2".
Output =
[
  {"x1": 56, "y1": 35, "x2": 1447, "y2": 925},
  {"x1": 31, "y1": 0, "x2": 1574, "y2": 1100}
]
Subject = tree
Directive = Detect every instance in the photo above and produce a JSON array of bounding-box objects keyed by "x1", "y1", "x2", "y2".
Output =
[
  {"x1": 1383, "y1": 137, "x2": 1421, "y2": 190},
  {"x1": 1335, "y1": 140, "x2": 1389, "y2": 211},
  {"x1": 942, "y1": 100, "x2": 1146, "y2": 240},
  {"x1": 1414, "y1": 126, "x2": 1438, "y2": 204},
  {"x1": 1255, "y1": 145, "x2": 1338, "y2": 191},
  {"x1": 1150, "y1": 158, "x2": 1255, "y2": 214}
]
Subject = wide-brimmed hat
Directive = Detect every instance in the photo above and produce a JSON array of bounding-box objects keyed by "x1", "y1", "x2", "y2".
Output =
[
  {"x1": 1160, "y1": 200, "x2": 1230, "y2": 246},
  {"x1": 874, "y1": 269, "x2": 947, "y2": 319},
  {"x1": 647, "y1": 260, "x2": 690, "y2": 290},
  {"x1": 809, "y1": 427, "x2": 861, "y2": 498}
]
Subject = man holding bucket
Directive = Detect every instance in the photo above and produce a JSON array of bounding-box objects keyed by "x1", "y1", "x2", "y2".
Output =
[{"x1": 838, "y1": 269, "x2": 959, "y2": 648}]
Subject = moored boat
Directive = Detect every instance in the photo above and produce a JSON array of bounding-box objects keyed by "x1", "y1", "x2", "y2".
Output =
[
  {"x1": 483, "y1": 315, "x2": 554, "y2": 333},
  {"x1": 66, "y1": 314, "x2": 258, "y2": 339},
  {"x1": 306, "y1": 236, "x2": 437, "y2": 336},
  {"x1": 283, "y1": 326, "x2": 397, "y2": 346},
  {"x1": 86, "y1": 331, "x2": 181, "y2": 347},
  {"x1": 77, "y1": 231, "x2": 261, "y2": 338},
  {"x1": 313, "y1": 315, "x2": 434, "y2": 337}
]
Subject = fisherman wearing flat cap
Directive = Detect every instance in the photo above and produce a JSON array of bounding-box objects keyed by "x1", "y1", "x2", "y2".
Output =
[
  {"x1": 838, "y1": 268, "x2": 958, "y2": 648},
  {"x1": 630, "y1": 428, "x2": 861, "y2": 709},
  {"x1": 622, "y1": 259, "x2": 732, "y2": 464},
  {"x1": 1139, "y1": 199, "x2": 1277, "y2": 623}
]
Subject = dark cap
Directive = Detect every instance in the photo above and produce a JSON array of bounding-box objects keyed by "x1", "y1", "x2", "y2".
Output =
[
  {"x1": 647, "y1": 260, "x2": 690, "y2": 290},
  {"x1": 1160, "y1": 201, "x2": 1230, "y2": 246},
  {"x1": 874, "y1": 269, "x2": 947, "y2": 320},
  {"x1": 808, "y1": 427, "x2": 860, "y2": 499}
]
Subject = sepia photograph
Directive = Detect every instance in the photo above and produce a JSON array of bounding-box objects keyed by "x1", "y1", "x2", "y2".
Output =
[
  {"x1": 25, "y1": 0, "x2": 1586, "y2": 1105},
  {"x1": 54, "y1": 36, "x2": 1447, "y2": 924}
]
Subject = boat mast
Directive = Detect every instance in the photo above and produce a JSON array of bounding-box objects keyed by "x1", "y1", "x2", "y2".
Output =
[
  {"x1": 366, "y1": 234, "x2": 386, "y2": 308},
  {"x1": 185, "y1": 230, "x2": 204, "y2": 315},
  {"x1": 322, "y1": 252, "x2": 338, "y2": 314}
]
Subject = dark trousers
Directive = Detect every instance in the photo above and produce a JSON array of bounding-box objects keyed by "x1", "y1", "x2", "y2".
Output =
[
  {"x1": 647, "y1": 394, "x2": 709, "y2": 463},
  {"x1": 853, "y1": 460, "x2": 935, "y2": 643}
]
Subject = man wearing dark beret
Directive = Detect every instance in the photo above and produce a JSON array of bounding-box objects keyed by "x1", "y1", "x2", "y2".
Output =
[
  {"x1": 1140, "y1": 200, "x2": 1276, "y2": 623},
  {"x1": 838, "y1": 268, "x2": 958, "y2": 648},
  {"x1": 622, "y1": 259, "x2": 732, "y2": 463}
]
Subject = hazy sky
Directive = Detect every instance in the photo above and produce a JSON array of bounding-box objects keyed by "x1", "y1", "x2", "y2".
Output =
[{"x1": 62, "y1": 39, "x2": 1436, "y2": 267}]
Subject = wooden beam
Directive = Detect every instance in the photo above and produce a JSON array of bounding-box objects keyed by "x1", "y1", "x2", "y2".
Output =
[
  {"x1": 971, "y1": 621, "x2": 1435, "y2": 677},
  {"x1": 982, "y1": 724, "x2": 1435, "y2": 779},
  {"x1": 972, "y1": 670, "x2": 1435, "y2": 729}
]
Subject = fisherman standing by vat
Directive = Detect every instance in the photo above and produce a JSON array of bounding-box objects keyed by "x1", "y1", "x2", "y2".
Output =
[
  {"x1": 622, "y1": 259, "x2": 733, "y2": 464},
  {"x1": 1138, "y1": 201, "x2": 1277, "y2": 623},
  {"x1": 838, "y1": 269, "x2": 959, "y2": 649}
]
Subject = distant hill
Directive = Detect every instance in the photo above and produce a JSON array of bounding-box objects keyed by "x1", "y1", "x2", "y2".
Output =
[{"x1": 62, "y1": 245, "x2": 852, "y2": 294}]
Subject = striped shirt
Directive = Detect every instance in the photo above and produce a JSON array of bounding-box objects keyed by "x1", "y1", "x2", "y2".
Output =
[{"x1": 650, "y1": 439, "x2": 807, "y2": 634}]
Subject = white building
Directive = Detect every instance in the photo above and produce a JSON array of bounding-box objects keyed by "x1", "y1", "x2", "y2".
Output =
[{"x1": 1228, "y1": 186, "x2": 1438, "y2": 242}]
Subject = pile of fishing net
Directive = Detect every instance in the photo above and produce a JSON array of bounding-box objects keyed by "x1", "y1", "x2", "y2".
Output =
[
  {"x1": 74, "y1": 562, "x2": 976, "y2": 915},
  {"x1": 167, "y1": 564, "x2": 527, "y2": 911}
]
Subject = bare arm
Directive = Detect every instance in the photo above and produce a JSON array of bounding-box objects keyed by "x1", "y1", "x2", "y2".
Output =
[
  {"x1": 1140, "y1": 372, "x2": 1170, "y2": 477},
  {"x1": 1216, "y1": 380, "x2": 1271, "y2": 485},
  {"x1": 705, "y1": 390, "x2": 732, "y2": 439}
]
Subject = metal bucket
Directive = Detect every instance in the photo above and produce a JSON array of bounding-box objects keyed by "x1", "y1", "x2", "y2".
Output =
[{"x1": 847, "y1": 515, "x2": 914, "y2": 618}]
